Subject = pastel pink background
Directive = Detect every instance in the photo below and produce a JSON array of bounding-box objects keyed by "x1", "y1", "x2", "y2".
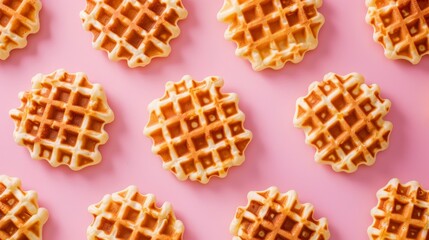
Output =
[{"x1": 1, "y1": 0, "x2": 429, "y2": 239}]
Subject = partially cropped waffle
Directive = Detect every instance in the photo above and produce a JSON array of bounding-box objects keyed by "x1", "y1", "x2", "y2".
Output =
[
  {"x1": 0, "y1": 175, "x2": 48, "y2": 240},
  {"x1": 9, "y1": 69, "x2": 114, "y2": 170},
  {"x1": 0, "y1": 0, "x2": 42, "y2": 60},
  {"x1": 144, "y1": 75, "x2": 252, "y2": 184},
  {"x1": 231, "y1": 187, "x2": 330, "y2": 239},
  {"x1": 217, "y1": 0, "x2": 325, "y2": 71},
  {"x1": 80, "y1": 0, "x2": 187, "y2": 68},
  {"x1": 366, "y1": 0, "x2": 429, "y2": 64},
  {"x1": 368, "y1": 178, "x2": 429, "y2": 239},
  {"x1": 87, "y1": 185, "x2": 184, "y2": 240},
  {"x1": 294, "y1": 72, "x2": 392, "y2": 172}
]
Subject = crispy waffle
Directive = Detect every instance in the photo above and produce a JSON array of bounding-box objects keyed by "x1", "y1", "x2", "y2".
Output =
[
  {"x1": 0, "y1": 0, "x2": 41, "y2": 60},
  {"x1": 217, "y1": 0, "x2": 325, "y2": 71},
  {"x1": 368, "y1": 178, "x2": 429, "y2": 239},
  {"x1": 366, "y1": 0, "x2": 429, "y2": 64},
  {"x1": 0, "y1": 175, "x2": 48, "y2": 240},
  {"x1": 80, "y1": 0, "x2": 187, "y2": 68},
  {"x1": 293, "y1": 72, "x2": 392, "y2": 173},
  {"x1": 144, "y1": 75, "x2": 252, "y2": 184},
  {"x1": 231, "y1": 187, "x2": 330, "y2": 240},
  {"x1": 9, "y1": 69, "x2": 114, "y2": 171},
  {"x1": 87, "y1": 185, "x2": 184, "y2": 239}
]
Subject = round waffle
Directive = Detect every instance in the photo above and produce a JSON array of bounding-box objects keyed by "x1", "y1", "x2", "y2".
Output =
[
  {"x1": 366, "y1": 0, "x2": 429, "y2": 64},
  {"x1": 368, "y1": 178, "x2": 429, "y2": 239},
  {"x1": 9, "y1": 69, "x2": 115, "y2": 171},
  {"x1": 294, "y1": 72, "x2": 392, "y2": 173},
  {"x1": 0, "y1": 175, "x2": 48, "y2": 240},
  {"x1": 231, "y1": 187, "x2": 330, "y2": 240},
  {"x1": 80, "y1": 0, "x2": 188, "y2": 68},
  {"x1": 0, "y1": 0, "x2": 42, "y2": 60},
  {"x1": 143, "y1": 75, "x2": 253, "y2": 184},
  {"x1": 87, "y1": 185, "x2": 184, "y2": 240},
  {"x1": 217, "y1": 0, "x2": 325, "y2": 71}
]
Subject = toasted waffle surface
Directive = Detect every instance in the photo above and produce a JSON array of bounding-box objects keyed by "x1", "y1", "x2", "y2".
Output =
[
  {"x1": 231, "y1": 187, "x2": 330, "y2": 240},
  {"x1": 0, "y1": 175, "x2": 48, "y2": 240},
  {"x1": 366, "y1": 0, "x2": 429, "y2": 63},
  {"x1": 217, "y1": 0, "x2": 325, "y2": 71},
  {"x1": 80, "y1": 0, "x2": 187, "y2": 68},
  {"x1": 87, "y1": 185, "x2": 184, "y2": 240},
  {"x1": 294, "y1": 72, "x2": 392, "y2": 172},
  {"x1": 0, "y1": 0, "x2": 41, "y2": 60},
  {"x1": 368, "y1": 178, "x2": 429, "y2": 239},
  {"x1": 144, "y1": 75, "x2": 252, "y2": 184},
  {"x1": 9, "y1": 69, "x2": 114, "y2": 170}
]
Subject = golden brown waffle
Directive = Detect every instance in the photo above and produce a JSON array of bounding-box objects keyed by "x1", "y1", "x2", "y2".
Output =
[
  {"x1": 366, "y1": 0, "x2": 429, "y2": 64},
  {"x1": 87, "y1": 185, "x2": 184, "y2": 239},
  {"x1": 0, "y1": 0, "x2": 41, "y2": 60},
  {"x1": 0, "y1": 175, "x2": 48, "y2": 240},
  {"x1": 368, "y1": 178, "x2": 429, "y2": 239},
  {"x1": 80, "y1": 0, "x2": 187, "y2": 68},
  {"x1": 217, "y1": 0, "x2": 325, "y2": 71},
  {"x1": 9, "y1": 69, "x2": 114, "y2": 171},
  {"x1": 144, "y1": 75, "x2": 252, "y2": 184},
  {"x1": 294, "y1": 72, "x2": 392, "y2": 173},
  {"x1": 231, "y1": 187, "x2": 330, "y2": 240}
]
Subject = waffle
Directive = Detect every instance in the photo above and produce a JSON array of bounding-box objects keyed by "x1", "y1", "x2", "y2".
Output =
[
  {"x1": 0, "y1": 175, "x2": 48, "y2": 240},
  {"x1": 366, "y1": 0, "x2": 429, "y2": 64},
  {"x1": 144, "y1": 75, "x2": 252, "y2": 184},
  {"x1": 0, "y1": 0, "x2": 41, "y2": 60},
  {"x1": 87, "y1": 185, "x2": 184, "y2": 239},
  {"x1": 217, "y1": 0, "x2": 325, "y2": 71},
  {"x1": 368, "y1": 178, "x2": 429, "y2": 239},
  {"x1": 293, "y1": 72, "x2": 392, "y2": 173},
  {"x1": 80, "y1": 0, "x2": 187, "y2": 68},
  {"x1": 9, "y1": 69, "x2": 114, "y2": 171},
  {"x1": 231, "y1": 187, "x2": 330, "y2": 240}
]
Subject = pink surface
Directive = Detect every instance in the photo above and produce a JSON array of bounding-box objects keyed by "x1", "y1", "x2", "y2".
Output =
[{"x1": 1, "y1": 0, "x2": 429, "y2": 239}]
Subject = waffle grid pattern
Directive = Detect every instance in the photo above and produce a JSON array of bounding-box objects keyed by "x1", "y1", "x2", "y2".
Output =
[
  {"x1": 366, "y1": 0, "x2": 429, "y2": 63},
  {"x1": 0, "y1": 0, "x2": 41, "y2": 60},
  {"x1": 80, "y1": 0, "x2": 187, "y2": 67},
  {"x1": 87, "y1": 185, "x2": 184, "y2": 240},
  {"x1": 230, "y1": 187, "x2": 330, "y2": 240},
  {"x1": 144, "y1": 75, "x2": 252, "y2": 184},
  {"x1": 0, "y1": 175, "x2": 48, "y2": 240},
  {"x1": 368, "y1": 178, "x2": 429, "y2": 239},
  {"x1": 294, "y1": 73, "x2": 392, "y2": 173},
  {"x1": 9, "y1": 69, "x2": 114, "y2": 171},
  {"x1": 217, "y1": 0, "x2": 324, "y2": 71}
]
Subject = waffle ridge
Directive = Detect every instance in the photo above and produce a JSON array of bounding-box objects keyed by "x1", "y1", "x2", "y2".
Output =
[
  {"x1": 87, "y1": 185, "x2": 184, "y2": 240},
  {"x1": 0, "y1": 0, "x2": 42, "y2": 60},
  {"x1": 230, "y1": 187, "x2": 330, "y2": 240},
  {"x1": 144, "y1": 75, "x2": 252, "y2": 184},
  {"x1": 368, "y1": 178, "x2": 429, "y2": 239},
  {"x1": 80, "y1": 0, "x2": 187, "y2": 68},
  {"x1": 366, "y1": 0, "x2": 429, "y2": 63},
  {"x1": 9, "y1": 69, "x2": 114, "y2": 171},
  {"x1": 294, "y1": 72, "x2": 392, "y2": 172},
  {"x1": 217, "y1": 0, "x2": 325, "y2": 71},
  {"x1": 0, "y1": 175, "x2": 48, "y2": 240}
]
